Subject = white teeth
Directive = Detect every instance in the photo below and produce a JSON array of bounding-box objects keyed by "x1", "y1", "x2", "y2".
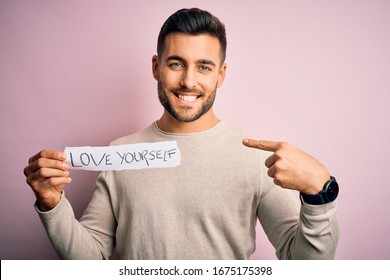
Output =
[{"x1": 178, "y1": 94, "x2": 197, "y2": 102}]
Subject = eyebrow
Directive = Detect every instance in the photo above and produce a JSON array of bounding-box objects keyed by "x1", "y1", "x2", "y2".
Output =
[
  {"x1": 198, "y1": 59, "x2": 216, "y2": 67},
  {"x1": 166, "y1": 55, "x2": 216, "y2": 67}
]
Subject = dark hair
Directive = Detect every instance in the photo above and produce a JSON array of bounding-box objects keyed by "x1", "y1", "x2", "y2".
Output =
[{"x1": 157, "y1": 8, "x2": 227, "y2": 63}]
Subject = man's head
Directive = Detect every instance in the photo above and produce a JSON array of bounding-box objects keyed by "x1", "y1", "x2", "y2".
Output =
[
  {"x1": 157, "y1": 8, "x2": 227, "y2": 65},
  {"x1": 153, "y1": 8, "x2": 227, "y2": 129}
]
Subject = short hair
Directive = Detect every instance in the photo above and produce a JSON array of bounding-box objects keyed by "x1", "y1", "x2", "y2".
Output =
[{"x1": 157, "y1": 8, "x2": 227, "y2": 63}]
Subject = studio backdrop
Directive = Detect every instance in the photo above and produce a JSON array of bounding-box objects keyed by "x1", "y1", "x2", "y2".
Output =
[{"x1": 1, "y1": 0, "x2": 389, "y2": 259}]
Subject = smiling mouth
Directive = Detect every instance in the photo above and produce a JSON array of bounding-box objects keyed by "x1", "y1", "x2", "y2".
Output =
[{"x1": 174, "y1": 93, "x2": 200, "y2": 103}]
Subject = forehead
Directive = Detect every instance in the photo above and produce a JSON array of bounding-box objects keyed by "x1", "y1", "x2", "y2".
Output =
[{"x1": 161, "y1": 32, "x2": 221, "y2": 62}]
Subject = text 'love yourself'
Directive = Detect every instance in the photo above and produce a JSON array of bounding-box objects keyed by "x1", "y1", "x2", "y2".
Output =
[{"x1": 64, "y1": 141, "x2": 181, "y2": 171}]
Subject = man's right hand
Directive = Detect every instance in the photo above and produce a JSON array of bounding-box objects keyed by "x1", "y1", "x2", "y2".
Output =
[{"x1": 23, "y1": 150, "x2": 71, "y2": 211}]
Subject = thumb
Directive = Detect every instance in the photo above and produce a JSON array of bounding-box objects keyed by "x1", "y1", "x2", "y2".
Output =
[{"x1": 242, "y1": 138, "x2": 280, "y2": 152}]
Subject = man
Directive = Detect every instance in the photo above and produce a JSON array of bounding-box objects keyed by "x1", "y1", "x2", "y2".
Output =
[{"x1": 23, "y1": 8, "x2": 339, "y2": 260}]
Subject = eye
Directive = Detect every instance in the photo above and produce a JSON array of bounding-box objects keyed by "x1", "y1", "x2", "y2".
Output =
[
  {"x1": 199, "y1": 65, "x2": 212, "y2": 72},
  {"x1": 169, "y1": 62, "x2": 184, "y2": 69}
]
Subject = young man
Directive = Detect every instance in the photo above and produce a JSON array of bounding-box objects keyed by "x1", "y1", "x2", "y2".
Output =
[{"x1": 23, "y1": 8, "x2": 339, "y2": 259}]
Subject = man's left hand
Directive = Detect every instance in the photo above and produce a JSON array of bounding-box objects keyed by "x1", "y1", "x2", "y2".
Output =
[{"x1": 243, "y1": 139, "x2": 330, "y2": 194}]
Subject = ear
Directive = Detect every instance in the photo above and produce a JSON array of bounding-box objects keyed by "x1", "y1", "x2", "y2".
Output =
[
  {"x1": 152, "y1": 55, "x2": 159, "y2": 81},
  {"x1": 217, "y1": 63, "x2": 227, "y2": 88}
]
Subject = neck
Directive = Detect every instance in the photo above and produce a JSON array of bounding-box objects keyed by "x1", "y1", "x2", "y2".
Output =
[{"x1": 157, "y1": 109, "x2": 220, "y2": 134}]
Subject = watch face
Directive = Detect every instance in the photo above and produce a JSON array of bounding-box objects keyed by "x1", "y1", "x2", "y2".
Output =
[{"x1": 326, "y1": 181, "x2": 339, "y2": 202}]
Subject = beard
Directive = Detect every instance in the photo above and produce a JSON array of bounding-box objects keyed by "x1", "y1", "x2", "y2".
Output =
[{"x1": 158, "y1": 81, "x2": 217, "y2": 122}]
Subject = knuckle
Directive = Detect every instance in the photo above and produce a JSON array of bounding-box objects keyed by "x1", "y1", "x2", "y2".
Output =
[
  {"x1": 273, "y1": 178, "x2": 281, "y2": 186},
  {"x1": 34, "y1": 150, "x2": 45, "y2": 163},
  {"x1": 57, "y1": 160, "x2": 65, "y2": 170},
  {"x1": 258, "y1": 141, "x2": 265, "y2": 148},
  {"x1": 39, "y1": 149, "x2": 52, "y2": 160},
  {"x1": 46, "y1": 177, "x2": 57, "y2": 187},
  {"x1": 23, "y1": 166, "x2": 30, "y2": 177},
  {"x1": 28, "y1": 178, "x2": 40, "y2": 191},
  {"x1": 273, "y1": 162, "x2": 281, "y2": 172},
  {"x1": 37, "y1": 167, "x2": 50, "y2": 178},
  {"x1": 279, "y1": 142, "x2": 289, "y2": 150},
  {"x1": 39, "y1": 149, "x2": 47, "y2": 157},
  {"x1": 276, "y1": 161, "x2": 287, "y2": 172},
  {"x1": 36, "y1": 158, "x2": 46, "y2": 168},
  {"x1": 37, "y1": 168, "x2": 45, "y2": 177},
  {"x1": 274, "y1": 150, "x2": 282, "y2": 159},
  {"x1": 28, "y1": 156, "x2": 34, "y2": 164},
  {"x1": 25, "y1": 176, "x2": 32, "y2": 186},
  {"x1": 273, "y1": 176, "x2": 285, "y2": 187},
  {"x1": 274, "y1": 173, "x2": 282, "y2": 181}
]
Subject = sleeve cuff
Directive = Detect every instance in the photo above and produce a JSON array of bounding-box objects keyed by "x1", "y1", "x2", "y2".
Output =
[{"x1": 34, "y1": 192, "x2": 70, "y2": 221}]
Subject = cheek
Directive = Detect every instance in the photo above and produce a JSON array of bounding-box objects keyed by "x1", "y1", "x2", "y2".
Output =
[
  {"x1": 202, "y1": 75, "x2": 220, "y2": 90},
  {"x1": 160, "y1": 69, "x2": 180, "y2": 85}
]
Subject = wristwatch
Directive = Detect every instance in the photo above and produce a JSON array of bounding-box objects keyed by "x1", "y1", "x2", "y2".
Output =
[{"x1": 300, "y1": 176, "x2": 339, "y2": 205}]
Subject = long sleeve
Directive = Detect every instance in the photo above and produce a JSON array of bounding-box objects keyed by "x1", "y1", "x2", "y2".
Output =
[
  {"x1": 257, "y1": 172, "x2": 339, "y2": 259},
  {"x1": 35, "y1": 171, "x2": 117, "y2": 259}
]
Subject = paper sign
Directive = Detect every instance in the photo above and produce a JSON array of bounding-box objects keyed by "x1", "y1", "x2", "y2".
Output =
[{"x1": 64, "y1": 141, "x2": 181, "y2": 171}]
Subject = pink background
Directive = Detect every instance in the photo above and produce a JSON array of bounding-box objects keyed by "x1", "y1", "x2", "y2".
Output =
[{"x1": 1, "y1": 0, "x2": 389, "y2": 260}]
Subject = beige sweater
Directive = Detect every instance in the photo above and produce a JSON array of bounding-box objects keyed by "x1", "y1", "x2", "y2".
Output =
[{"x1": 36, "y1": 121, "x2": 339, "y2": 259}]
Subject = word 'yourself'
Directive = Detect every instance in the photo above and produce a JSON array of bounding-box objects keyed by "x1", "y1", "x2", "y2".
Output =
[{"x1": 64, "y1": 141, "x2": 181, "y2": 171}]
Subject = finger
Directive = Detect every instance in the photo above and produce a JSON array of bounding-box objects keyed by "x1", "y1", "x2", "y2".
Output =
[
  {"x1": 242, "y1": 139, "x2": 281, "y2": 152},
  {"x1": 29, "y1": 176, "x2": 71, "y2": 193},
  {"x1": 28, "y1": 150, "x2": 66, "y2": 164},
  {"x1": 41, "y1": 177, "x2": 71, "y2": 189},
  {"x1": 24, "y1": 158, "x2": 69, "y2": 178},
  {"x1": 28, "y1": 167, "x2": 70, "y2": 183},
  {"x1": 267, "y1": 165, "x2": 276, "y2": 178},
  {"x1": 30, "y1": 158, "x2": 69, "y2": 173},
  {"x1": 264, "y1": 154, "x2": 277, "y2": 169}
]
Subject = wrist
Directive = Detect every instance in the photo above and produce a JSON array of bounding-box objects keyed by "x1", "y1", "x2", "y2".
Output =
[
  {"x1": 36, "y1": 193, "x2": 62, "y2": 212},
  {"x1": 302, "y1": 171, "x2": 331, "y2": 195},
  {"x1": 38, "y1": 202, "x2": 57, "y2": 212}
]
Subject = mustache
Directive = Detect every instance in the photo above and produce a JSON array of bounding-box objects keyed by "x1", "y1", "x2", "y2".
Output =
[{"x1": 170, "y1": 86, "x2": 203, "y2": 95}]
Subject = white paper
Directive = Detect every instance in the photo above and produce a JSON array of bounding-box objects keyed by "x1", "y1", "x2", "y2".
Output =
[{"x1": 64, "y1": 141, "x2": 181, "y2": 171}]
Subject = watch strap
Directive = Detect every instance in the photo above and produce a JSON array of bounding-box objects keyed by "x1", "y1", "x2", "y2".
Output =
[{"x1": 300, "y1": 176, "x2": 337, "y2": 205}]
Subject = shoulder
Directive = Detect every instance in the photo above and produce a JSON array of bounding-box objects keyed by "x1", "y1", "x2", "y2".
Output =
[
  {"x1": 218, "y1": 122, "x2": 273, "y2": 160},
  {"x1": 216, "y1": 122, "x2": 248, "y2": 144}
]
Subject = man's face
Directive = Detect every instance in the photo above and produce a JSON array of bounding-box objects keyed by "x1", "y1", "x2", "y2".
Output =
[{"x1": 153, "y1": 33, "x2": 226, "y2": 122}]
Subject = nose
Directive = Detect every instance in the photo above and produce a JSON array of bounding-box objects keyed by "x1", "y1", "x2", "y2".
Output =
[{"x1": 180, "y1": 68, "x2": 197, "y2": 89}]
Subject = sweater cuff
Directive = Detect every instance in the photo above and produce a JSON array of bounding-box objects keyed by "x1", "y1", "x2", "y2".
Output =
[
  {"x1": 301, "y1": 200, "x2": 338, "y2": 216},
  {"x1": 34, "y1": 192, "x2": 71, "y2": 221}
]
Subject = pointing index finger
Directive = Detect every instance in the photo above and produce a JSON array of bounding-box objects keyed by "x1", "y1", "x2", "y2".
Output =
[{"x1": 242, "y1": 139, "x2": 281, "y2": 152}]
